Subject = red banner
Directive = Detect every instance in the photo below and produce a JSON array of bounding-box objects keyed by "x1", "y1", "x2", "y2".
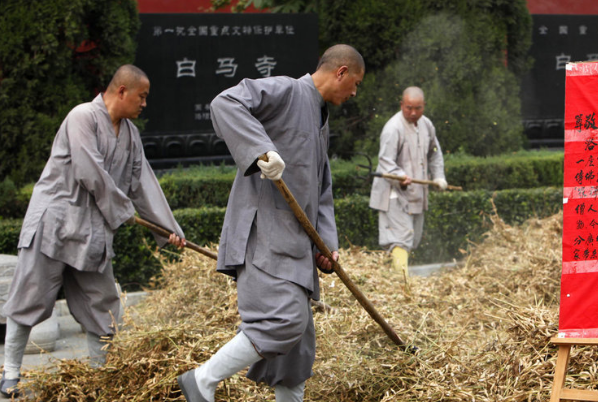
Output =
[{"x1": 560, "y1": 61, "x2": 598, "y2": 338}]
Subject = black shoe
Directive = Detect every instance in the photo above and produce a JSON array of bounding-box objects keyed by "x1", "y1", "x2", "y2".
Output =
[{"x1": 0, "y1": 371, "x2": 20, "y2": 398}]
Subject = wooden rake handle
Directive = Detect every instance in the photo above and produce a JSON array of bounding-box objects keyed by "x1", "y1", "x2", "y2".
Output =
[
  {"x1": 259, "y1": 155, "x2": 406, "y2": 347},
  {"x1": 372, "y1": 172, "x2": 462, "y2": 191},
  {"x1": 133, "y1": 216, "x2": 218, "y2": 260}
]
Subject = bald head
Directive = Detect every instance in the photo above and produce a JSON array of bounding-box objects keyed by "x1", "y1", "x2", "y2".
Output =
[
  {"x1": 403, "y1": 86, "x2": 425, "y2": 101},
  {"x1": 401, "y1": 86, "x2": 426, "y2": 125},
  {"x1": 103, "y1": 64, "x2": 150, "y2": 123},
  {"x1": 402, "y1": 86, "x2": 425, "y2": 101},
  {"x1": 107, "y1": 64, "x2": 149, "y2": 93},
  {"x1": 316, "y1": 44, "x2": 365, "y2": 75}
]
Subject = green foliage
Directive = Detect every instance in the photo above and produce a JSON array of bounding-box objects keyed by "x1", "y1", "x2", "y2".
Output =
[
  {"x1": 0, "y1": 178, "x2": 29, "y2": 219},
  {"x1": 210, "y1": 0, "x2": 316, "y2": 13},
  {"x1": 111, "y1": 223, "x2": 165, "y2": 291},
  {"x1": 305, "y1": 0, "x2": 532, "y2": 158},
  {"x1": 101, "y1": 207, "x2": 226, "y2": 291},
  {"x1": 345, "y1": 7, "x2": 530, "y2": 158},
  {"x1": 443, "y1": 150, "x2": 564, "y2": 191},
  {"x1": 0, "y1": 219, "x2": 21, "y2": 255},
  {"x1": 0, "y1": 0, "x2": 140, "y2": 186},
  {"x1": 158, "y1": 164, "x2": 236, "y2": 209},
  {"x1": 173, "y1": 207, "x2": 226, "y2": 247},
  {"x1": 417, "y1": 187, "x2": 563, "y2": 263}
]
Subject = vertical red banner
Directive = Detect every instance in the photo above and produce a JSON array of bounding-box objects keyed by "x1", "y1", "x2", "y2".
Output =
[{"x1": 560, "y1": 61, "x2": 598, "y2": 338}]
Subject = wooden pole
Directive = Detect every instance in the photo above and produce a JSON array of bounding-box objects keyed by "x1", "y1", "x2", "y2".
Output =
[
  {"x1": 260, "y1": 155, "x2": 407, "y2": 347},
  {"x1": 372, "y1": 172, "x2": 463, "y2": 191},
  {"x1": 133, "y1": 216, "x2": 218, "y2": 260}
]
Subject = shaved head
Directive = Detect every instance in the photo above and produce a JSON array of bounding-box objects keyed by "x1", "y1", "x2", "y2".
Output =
[
  {"x1": 401, "y1": 86, "x2": 426, "y2": 124},
  {"x1": 103, "y1": 64, "x2": 150, "y2": 122},
  {"x1": 107, "y1": 64, "x2": 149, "y2": 93},
  {"x1": 402, "y1": 86, "x2": 425, "y2": 101},
  {"x1": 316, "y1": 44, "x2": 365, "y2": 74}
]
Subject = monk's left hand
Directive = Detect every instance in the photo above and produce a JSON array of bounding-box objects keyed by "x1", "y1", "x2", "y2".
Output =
[
  {"x1": 169, "y1": 233, "x2": 186, "y2": 249},
  {"x1": 316, "y1": 250, "x2": 339, "y2": 274}
]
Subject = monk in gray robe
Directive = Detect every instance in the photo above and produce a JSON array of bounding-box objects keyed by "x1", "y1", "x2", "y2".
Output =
[
  {"x1": 1, "y1": 65, "x2": 185, "y2": 398},
  {"x1": 369, "y1": 87, "x2": 446, "y2": 279},
  {"x1": 177, "y1": 44, "x2": 365, "y2": 402}
]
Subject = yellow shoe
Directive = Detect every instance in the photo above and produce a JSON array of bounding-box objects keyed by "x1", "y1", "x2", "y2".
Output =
[{"x1": 391, "y1": 246, "x2": 409, "y2": 279}]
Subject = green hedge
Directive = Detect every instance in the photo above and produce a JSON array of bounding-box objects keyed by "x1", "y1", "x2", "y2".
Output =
[
  {"x1": 158, "y1": 150, "x2": 565, "y2": 206},
  {"x1": 0, "y1": 207, "x2": 225, "y2": 291},
  {"x1": 0, "y1": 151, "x2": 564, "y2": 218},
  {"x1": 0, "y1": 219, "x2": 21, "y2": 256},
  {"x1": 110, "y1": 207, "x2": 225, "y2": 290},
  {"x1": 335, "y1": 187, "x2": 562, "y2": 264},
  {"x1": 157, "y1": 165, "x2": 236, "y2": 210},
  {"x1": 0, "y1": 187, "x2": 563, "y2": 289},
  {"x1": 442, "y1": 151, "x2": 564, "y2": 191},
  {"x1": 412, "y1": 187, "x2": 563, "y2": 264},
  {"x1": 158, "y1": 150, "x2": 564, "y2": 208}
]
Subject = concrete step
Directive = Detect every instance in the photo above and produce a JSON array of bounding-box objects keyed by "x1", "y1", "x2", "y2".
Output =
[{"x1": 0, "y1": 255, "x2": 17, "y2": 279}]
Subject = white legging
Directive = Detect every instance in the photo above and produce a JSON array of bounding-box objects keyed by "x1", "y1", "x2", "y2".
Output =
[
  {"x1": 3, "y1": 318, "x2": 31, "y2": 379},
  {"x1": 3, "y1": 317, "x2": 110, "y2": 377},
  {"x1": 275, "y1": 381, "x2": 306, "y2": 402}
]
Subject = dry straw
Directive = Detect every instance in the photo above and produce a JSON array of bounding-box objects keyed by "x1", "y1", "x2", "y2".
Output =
[{"x1": 21, "y1": 211, "x2": 598, "y2": 401}]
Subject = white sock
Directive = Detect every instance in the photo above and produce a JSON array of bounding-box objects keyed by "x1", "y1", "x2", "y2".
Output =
[
  {"x1": 194, "y1": 331, "x2": 262, "y2": 402},
  {"x1": 3, "y1": 318, "x2": 32, "y2": 379},
  {"x1": 275, "y1": 381, "x2": 305, "y2": 402}
]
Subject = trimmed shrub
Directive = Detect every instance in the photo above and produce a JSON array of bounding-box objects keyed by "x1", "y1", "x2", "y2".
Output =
[
  {"x1": 158, "y1": 165, "x2": 236, "y2": 210},
  {"x1": 112, "y1": 206, "x2": 226, "y2": 291},
  {"x1": 0, "y1": 219, "x2": 21, "y2": 256},
  {"x1": 413, "y1": 187, "x2": 563, "y2": 264},
  {"x1": 0, "y1": 187, "x2": 563, "y2": 289},
  {"x1": 0, "y1": 179, "x2": 29, "y2": 220},
  {"x1": 0, "y1": 151, "x2": 564, "y2": 218}
]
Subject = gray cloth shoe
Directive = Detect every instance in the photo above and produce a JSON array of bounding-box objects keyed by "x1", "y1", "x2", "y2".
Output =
[
  {"x1": 177, "y1": 369, "x2": 208, "y2": 402},
  {"x1": 0, "y1": 371, "x2": 20, "y2": 398}
]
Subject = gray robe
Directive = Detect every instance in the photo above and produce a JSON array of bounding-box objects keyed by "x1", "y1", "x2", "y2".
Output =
[
  {"x1": 17, "y1": 94, "x2": 183, "y2": 273},
  {"x1": 369, "y1": 111, "x2": 445, "y2": 214},
  {"x1": 211, "y1": 73, "x2": 338, "y2": 301}
]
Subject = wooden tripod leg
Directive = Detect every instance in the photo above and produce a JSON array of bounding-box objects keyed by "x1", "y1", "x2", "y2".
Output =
[{"x1": 550, "y1": 344, "x2": 571, "y2": 402}]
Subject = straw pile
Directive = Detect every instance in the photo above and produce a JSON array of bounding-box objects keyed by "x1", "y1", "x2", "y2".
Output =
[{"x1": 21, "y1": 211, "x2": 598, "y2": 401}]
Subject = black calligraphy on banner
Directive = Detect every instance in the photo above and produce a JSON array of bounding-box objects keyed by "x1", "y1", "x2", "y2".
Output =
[
  {"x1": 572, "y1": 199, "x2": 598, "y2": 260},
  {"x1": 575, "y1": 112, "x2": 598, "y2": 133},
  {"x1": 573, "y1": 109, "x2": 598, "y2": 261}
]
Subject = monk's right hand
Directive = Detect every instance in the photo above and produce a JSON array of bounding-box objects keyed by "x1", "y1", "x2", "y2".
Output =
[{"x1": 257, "y1": 151, "x2": 285, "y2": 181}]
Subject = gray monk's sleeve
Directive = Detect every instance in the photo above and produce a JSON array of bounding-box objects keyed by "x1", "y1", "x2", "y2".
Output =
[
  {"x1": 128, "y1": 129, "x2": 184, "y2": 246},
  {"x1": 316, "y1": 157, "x2": 339, "y2": 251},
  {"x1": 426, "y1": 121, "x2": 445, "y2": 181},
  {"x1": 377, "y1": 118, "x2": 406, "y2": 190},
  {"x1": 67, "y1": 107, "x2": 134, "y2": 231},
  {"x1": 210, "y1": 77, "x2": 293, "y2": 175}
]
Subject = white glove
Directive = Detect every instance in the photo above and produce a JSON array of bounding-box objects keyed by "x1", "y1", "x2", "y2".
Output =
[
  {"x1": 433, "y1": 178, "x2": 448, "y2": 191},
  {"x1": 257, "y1": 151, "x2": 285, "y2": 181}
]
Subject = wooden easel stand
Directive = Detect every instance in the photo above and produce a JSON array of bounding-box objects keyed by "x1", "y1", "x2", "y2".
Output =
[{"x1": 551, "y1": 337, "x2": 598, "y2": 401}]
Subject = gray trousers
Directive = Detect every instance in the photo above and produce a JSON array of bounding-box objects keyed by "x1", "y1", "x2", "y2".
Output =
[
  {"x1": 236, "y1": 224, "x2": 316, "y2": 389},
  {"x1": 3, "y1": 229, "x2": 121, "y2": 336},
  {"x1": 378, "y1": 198, "x2": 425, "y2": 252}
]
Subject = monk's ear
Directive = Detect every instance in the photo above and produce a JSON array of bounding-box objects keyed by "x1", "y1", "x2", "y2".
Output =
[
  {"x1": 117, "y1": 85, "x2": 126, "y2": 98},
  {"x1": 337, "y1": 66, "x2": 349, "y2": 80}
]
